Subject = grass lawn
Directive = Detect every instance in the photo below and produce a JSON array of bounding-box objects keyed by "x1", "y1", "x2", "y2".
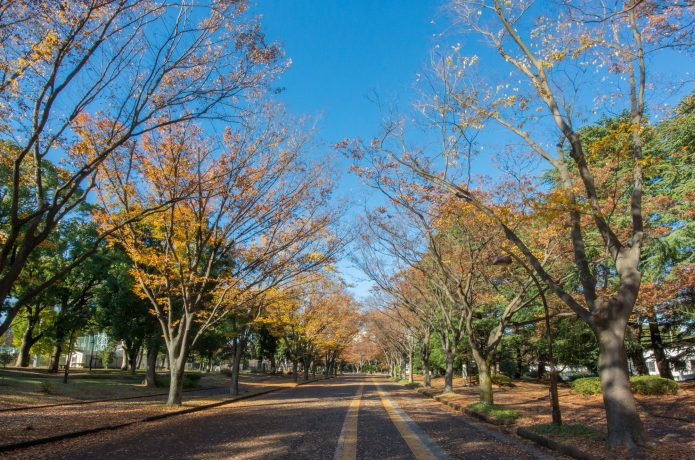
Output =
[{"x1": 0, "y1": 368, "x2": 232, "y2": 409}]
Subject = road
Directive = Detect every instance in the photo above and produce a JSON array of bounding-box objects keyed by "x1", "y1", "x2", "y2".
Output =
[{"x1": 7, "y1": 375, "x2": 554, "y2": 459}]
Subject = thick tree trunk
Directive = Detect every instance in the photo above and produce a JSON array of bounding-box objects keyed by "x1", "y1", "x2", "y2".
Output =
[
  {"x1": 595, "y1": 320, "x2": 646, "y2": 449},
  {"x1": 303, "y1": 356, "x2": 310, "y2": 381},
  {"x1": 443, "y1": 349, "x2": 455, "y2": 393},
  {"x1": 472, "y1": 348, "x2": 493, "y2": 405},
  {"x1": 292, "y1": 360, "x2": 299, "y2": 382},
  {"x1": 647, "y1": 308, "x2": 672, "y2": 379},
  {"x1": 120, "y1": 342, "x2": 129, "y2": 371},
  {"x1": 49, "y1": 341, "x2": 63, "y2": 373},
  {"x1": 167, "y1": 357, "x2": 186, "y2": 405},
  {"x1": 16, "y1": 325, "x2": 35, "y2": 367},
  {"x1": 145, "y1": 343, "x2": 159, "y2": 387}
]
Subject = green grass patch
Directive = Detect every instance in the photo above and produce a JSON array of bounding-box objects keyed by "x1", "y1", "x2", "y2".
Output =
[
  {"x1": 530, "y1": 423, "x2": 604, "y2": 440},
  {"x1": 571, "y1": 375, "x2": 679, "y2": 396},
  {"x1": 467, "y1": 402, "x2": 521, "y2": 424}
]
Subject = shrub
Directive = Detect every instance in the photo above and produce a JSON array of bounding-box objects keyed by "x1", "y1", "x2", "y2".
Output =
[
  {"x1": 571, "y1": 375, "x2": 679, "y2": 396},
  {"x1": 630, "y1": 375, "x2": 678, "y2": 395},
  {"x1": 156, "y1": 373, "x2": 202, "y2": 389},
  {"x1": 0, "y1": 352, "x2": 13, "y2": 368},
  {"x1": 468, "y1": 402, "x2": 521, "y2": 424},
  {"x1": 570, "y1": 377, "x2": 602, "y2": 395},
  {"x1": 39, "y1": 380, "x2": 54, "y2": 394},
  {"x1": 492, "y1": 374, "x2": 513, "y2": 387}
]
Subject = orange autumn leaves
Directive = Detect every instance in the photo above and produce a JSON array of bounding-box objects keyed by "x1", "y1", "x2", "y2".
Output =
[{"x1": 92, "y1": 107, "x2": 341, "y2": 342}]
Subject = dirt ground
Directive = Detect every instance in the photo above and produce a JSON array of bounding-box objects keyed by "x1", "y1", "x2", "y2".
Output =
[{"x1": 414, "y1": 374, "x2": 695, "y2": 459}]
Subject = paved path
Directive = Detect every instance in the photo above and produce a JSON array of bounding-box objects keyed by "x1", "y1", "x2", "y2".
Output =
[{"x1": 6, "y1": 375, "x2": 555, "y2": 459}]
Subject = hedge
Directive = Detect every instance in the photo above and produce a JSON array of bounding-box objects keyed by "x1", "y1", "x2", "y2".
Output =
[{"x1": 570, "y1": 375, "x2": 678, "y2": 396}]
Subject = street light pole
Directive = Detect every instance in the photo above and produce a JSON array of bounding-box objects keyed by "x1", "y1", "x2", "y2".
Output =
[{"x1": 493, "y1": 253, "x2": 562, "y2": 426}]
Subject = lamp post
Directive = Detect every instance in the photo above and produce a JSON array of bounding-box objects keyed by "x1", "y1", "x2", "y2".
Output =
[{"x1": 493, "y1": 253, "x2": 562, "y2": 426}]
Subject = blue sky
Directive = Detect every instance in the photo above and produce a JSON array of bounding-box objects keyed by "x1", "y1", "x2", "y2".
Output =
[{"x1": 255, "y1": 1, "x2": 447, "y2": 298}]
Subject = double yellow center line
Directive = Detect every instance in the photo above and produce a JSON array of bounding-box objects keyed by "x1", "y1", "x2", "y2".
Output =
[{"x1": 334, "y1": 379, "x2": 447, "y2": 460}]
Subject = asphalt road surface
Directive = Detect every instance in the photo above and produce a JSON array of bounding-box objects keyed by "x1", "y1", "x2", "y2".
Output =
[{"x1": 8, "y1": 374, "x2": 555, "y2": 459}]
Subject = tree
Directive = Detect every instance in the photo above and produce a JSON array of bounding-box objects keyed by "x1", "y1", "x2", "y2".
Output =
[
  {"x1": 0, "y1": 0, "x2": 283, "y2": 336},
  {"x1": 95, "y1": 245, "x2": 158, "y2": 376},
  {"x1": 97, "y1": 108, "x2": 340, "y2": 404},
  {"x1": 347, "y1": 0, "x2": 693, "y2": 449}
]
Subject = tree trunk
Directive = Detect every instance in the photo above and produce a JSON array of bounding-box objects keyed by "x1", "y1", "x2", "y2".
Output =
[
  {"x1": 421, "y1": 333, "x2": 431, "y2": 388},
  {"x1": 443, "y1": 348, "x2": 455, "y2": 393},
  {"x1": 145, "y1": 343, "x2": 159, "y2": 387},
  {"x1": 128, "y1": 346, "x2": 139, "y2": 375},
  {"x1": 120, "y1": 342, "x2": 129, "y2": 371},
  {"x1": 16, "y1": 324, "x2": 35, "y2": 367},
  {"x1": 303, "y1": 356, "x2": 310, "y2": 381},
  {"x1": 514, "y1": 345, "x2": 523, "y2": 379},
  {"x1": 595, "y1": 321, "x2": 646, "y2": 449},
  {"x1": 408, "y1": 348, "x2": 414, "y2": 383},
  {"x1": 472, "y1": 348, "x2": 493, "y2": 405},
  {"x1": 292, "y1": 360, "x2": 299, "y2": 382},
  {"x1": 230, "y1": 339, "x2": 244, "y2": 396},
  {"x1": 647, "y1": 308, "x2": 672, "y2": 379},
  {"x1": 167, "y1": 357, "x2": 186, "y2": 405},
  {"x1": 49, "y1": 340, "x2": 63, "y2": 373},
  {"x1": 627, "y1": 320, "x2": 648, "y2": 375}
]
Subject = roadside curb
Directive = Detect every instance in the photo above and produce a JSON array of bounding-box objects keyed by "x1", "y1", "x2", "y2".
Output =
[
  {"x1": 392, "y1": 381, "x2": 554, "y2": 460},
  {"x1": 414, "y1": 385, "x2": 597, "y2": 460},
  {"x1": 0, "y1": 376, "x2": 330, "y2": 453},
  {"x1": 517, "y1": 427, "x2": 598, "y2": 460}
]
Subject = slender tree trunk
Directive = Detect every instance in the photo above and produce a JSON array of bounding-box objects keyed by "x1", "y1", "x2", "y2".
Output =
[
  {"x1": 443, "y1": 348, "x2": 455, "y2": 393},
  {"x1": 128, "y1": 346, "x2": 139, "y2": 375},
  {"x1": 63, "y1": 330, "x2": 76, "y2": 384},
  {"x1": 145, "y1": 342, "x2": 159, "y2": 387},
  {"x1": 514, "y1": 345, "x2": 523, "y2": 379},
  {"x1": 230, "y1": 339, "x2": 245, "y2": 396},
  {"x1": 421, "y1": 333, "x2": 431, "y2": 388},
  {"x1": 627, "y1": 320, "x2": 648, "y2": 375},
  {"x1": 595, "y1": 320, "x2": 647, "y2": 449},
  {"x1": 408, "y1": 347, "x2": 414, "y2": 383},
  {"x1": 647, "y1": 308, "x2": 672, "y2": 379}
]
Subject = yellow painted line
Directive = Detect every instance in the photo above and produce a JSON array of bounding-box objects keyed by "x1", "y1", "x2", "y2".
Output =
[
  {"x1": 333, "y1": 382, "x2": 364, "y2": 460},
  {"x1": 375, "y1": 380, "x2": 446, "y2": 460}
]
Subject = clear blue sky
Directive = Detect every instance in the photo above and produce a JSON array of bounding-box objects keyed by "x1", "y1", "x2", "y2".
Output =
[{"x1": 255, "y1": 1, "x2": 446, "y2": 298}]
